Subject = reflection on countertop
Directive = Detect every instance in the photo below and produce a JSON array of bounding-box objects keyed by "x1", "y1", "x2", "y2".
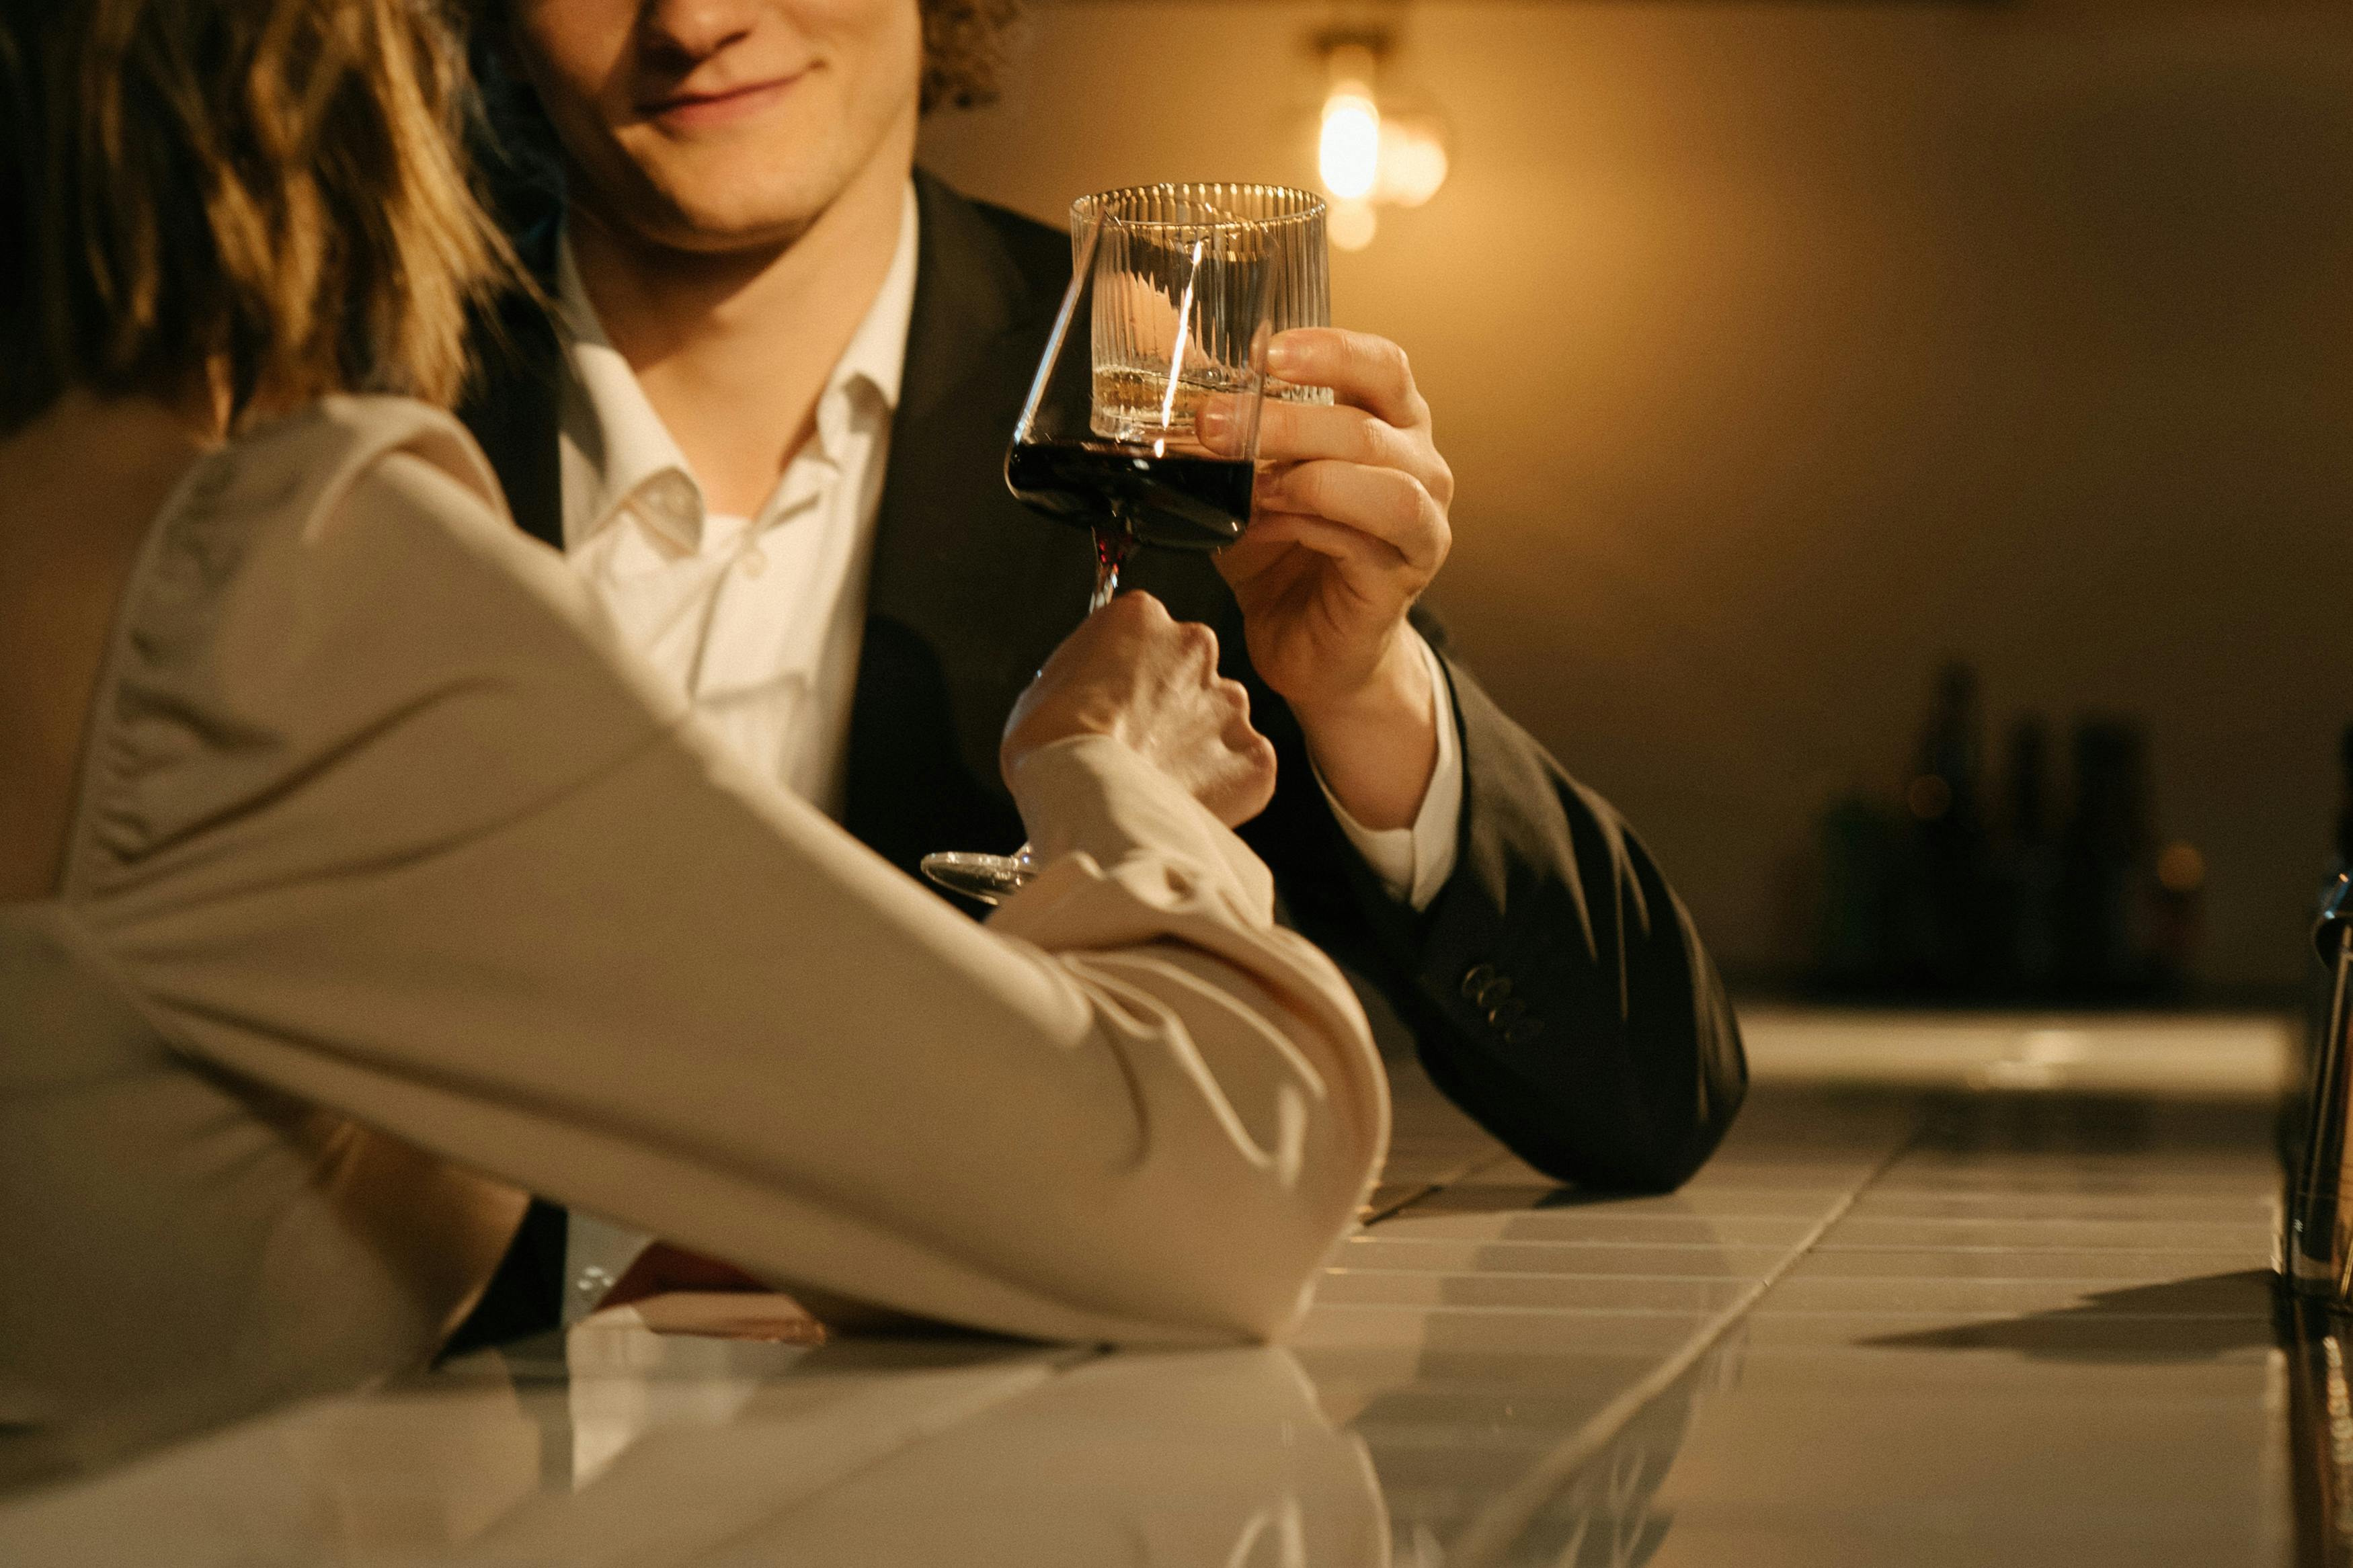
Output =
[
  {"x1": 0, "y1": 1336, "x2": 1387, "y2": 1567},
  {"x1": 0, "y1": 1018, "x2": 2305, "y2": 1567}
]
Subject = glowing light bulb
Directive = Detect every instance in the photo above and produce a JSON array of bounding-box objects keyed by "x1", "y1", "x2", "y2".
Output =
[{"x1": 1318, "y1": 91, "x2": 1382, "y2": 201}]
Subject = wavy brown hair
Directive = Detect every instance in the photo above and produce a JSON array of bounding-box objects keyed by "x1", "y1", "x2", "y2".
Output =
[{"x1": 0, "y1": 0, "x2": 521, "y2": 436}]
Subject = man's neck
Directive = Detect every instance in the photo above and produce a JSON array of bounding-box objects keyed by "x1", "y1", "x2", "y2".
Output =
[{"x1": 567, "y1": 145, "x2": 912, "y2": 518}]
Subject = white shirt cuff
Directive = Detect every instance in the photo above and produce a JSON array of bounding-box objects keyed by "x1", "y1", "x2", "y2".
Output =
[{"x1": 1313, "y1": 633, "x2": 1463, "y2": 911}]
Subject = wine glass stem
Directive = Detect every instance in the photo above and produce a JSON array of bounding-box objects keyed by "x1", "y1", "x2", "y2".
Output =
[{"x1": 1090, "y1": 518, "x2": 1136, "y2": 614}]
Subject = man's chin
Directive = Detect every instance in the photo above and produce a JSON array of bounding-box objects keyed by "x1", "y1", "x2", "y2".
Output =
[
  {"x1": 644, "y1": 206, "x2": 824, "y2": 257},
  {"x1": 592, "y1": 140, "x2": 838, "y2": 245},
  {"x1": 588, "y1": 115, "x2": 910, "y2": 260},
  {"x1": 615, "y1": 178, "x2": 845, "y2": 257}
]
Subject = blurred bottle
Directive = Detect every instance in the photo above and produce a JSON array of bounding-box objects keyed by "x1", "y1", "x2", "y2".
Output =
[
  {"x1": 2054, "y1": 718, "x2": 2160, "y2": 997},
  {"x1": 1905, "y1": 662, "x2": 1991, "y2": 993},
  {"x1": 1814, "y1": 788, "x2": 1901, "y2": 993},
  {"x1": 1993, "y1": 715, "x2": 2060, "y2": 997},
  {"x1": 2148, "y1": 838, "x2": 2204, "y2": 996}
]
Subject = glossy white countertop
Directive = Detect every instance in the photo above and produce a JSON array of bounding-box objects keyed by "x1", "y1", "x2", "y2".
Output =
[{"x1": 0, "y1": 1012, "x2": 2301, "y2": 1566}]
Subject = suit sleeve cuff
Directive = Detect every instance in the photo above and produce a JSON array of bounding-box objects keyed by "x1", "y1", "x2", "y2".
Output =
[{"x1": 1312, "y1": 632, "x2": 1463, "y2": 911}]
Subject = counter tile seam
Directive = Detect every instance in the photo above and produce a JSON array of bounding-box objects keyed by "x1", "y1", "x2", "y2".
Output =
[{"x1": 1437, "y1": 1116, "x2": 1926, "y2": 1568}]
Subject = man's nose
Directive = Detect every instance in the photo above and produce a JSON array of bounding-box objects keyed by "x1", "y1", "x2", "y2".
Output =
[{"x1": 639, "y1": 0, "x2": 759, "y2": 63}]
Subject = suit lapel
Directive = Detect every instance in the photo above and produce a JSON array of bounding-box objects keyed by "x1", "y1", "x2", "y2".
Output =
[{"x1": 842, "y1": 173, "x2": 1099, "y2": 881}]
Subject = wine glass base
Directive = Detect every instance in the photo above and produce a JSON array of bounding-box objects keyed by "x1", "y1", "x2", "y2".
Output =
[{"x1": 919, "y1": 851, "x2": 1035, "y2": 908}]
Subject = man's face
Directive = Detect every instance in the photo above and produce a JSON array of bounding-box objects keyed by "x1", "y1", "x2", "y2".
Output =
[{"x1": 509, "y1": 0, "x2": 923, "y2": 253}]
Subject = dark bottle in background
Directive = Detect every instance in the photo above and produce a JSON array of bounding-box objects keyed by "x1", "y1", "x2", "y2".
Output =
[
  {"x1": 1806, "y1": 665, "x2": 2196, "y2": 1005},
  {"x1": 1814, "y1": 788, "x2": 1902, "y2": 993},
  {"x1": 1994, "y1": 715, "x2": 2061, "y2": 995},
  {"x1": 1905, "y1": 662, "x2": 1993, "y2": 994},
  {"x1": 2054, "y1": 718, "x2": 2157, "y2": 997}
]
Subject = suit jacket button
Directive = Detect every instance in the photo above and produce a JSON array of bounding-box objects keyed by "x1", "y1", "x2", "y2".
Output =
[
  {"x1": 1488, "y1": 998, "x2": 1527, "y2": 1029},
  {"x1": 1460, "y1": 963, "x2": 1499, "y2": 1001},
  {"x1": 1474, "y1": 975, "x2": 1514, "y2": 1009},
  {"x1": 1504, "y1": 1018, "x2": 1546, "y2": 1046}
]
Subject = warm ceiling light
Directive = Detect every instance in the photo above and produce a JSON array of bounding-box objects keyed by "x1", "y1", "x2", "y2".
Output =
[
  {"x1": 1311, "y1": 34, "x2": 1447, "y2": 245},
  {"x1": 1318, "y1": 91, "x2": 1381, "y2": 200}
]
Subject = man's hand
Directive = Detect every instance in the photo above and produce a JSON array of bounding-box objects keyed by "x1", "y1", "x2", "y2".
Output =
[{"x1": 1201, "y1": 328, "x2": 1455, "y2": 831}]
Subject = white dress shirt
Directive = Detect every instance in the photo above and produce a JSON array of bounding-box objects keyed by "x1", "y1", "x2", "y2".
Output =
[
  {"x1": 554, "y1": 187, "x2": 920, "y2": 822},
  {"x1": 549, "y1": 180, "x2": 1452, "y2": 1310}
]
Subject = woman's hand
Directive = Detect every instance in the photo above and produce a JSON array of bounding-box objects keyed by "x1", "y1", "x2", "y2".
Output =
[{"x1": 1003, "y1": 592, "x2": 1277, "y2": 828}]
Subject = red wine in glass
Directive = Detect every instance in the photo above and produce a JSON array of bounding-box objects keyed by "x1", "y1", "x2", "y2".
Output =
[{"x1": 1004, "y1": 438, "x2": 1256, "y2": 608}]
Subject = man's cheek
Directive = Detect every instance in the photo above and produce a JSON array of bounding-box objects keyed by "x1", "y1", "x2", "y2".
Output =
[
  {"x1": 512, "y1": 6, "x2": 636, "y2": 116},
  {"x1": 806, "y1": 0, "x2": 921, "y2": 70}
]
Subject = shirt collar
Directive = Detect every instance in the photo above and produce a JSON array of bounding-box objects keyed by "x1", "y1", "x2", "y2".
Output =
[
  {"x1": 555, "y1": 181, "x2": 922, "y2": 552},
  {"x1": 834, "y1": 180, "x2": 919, "y2": 425}
]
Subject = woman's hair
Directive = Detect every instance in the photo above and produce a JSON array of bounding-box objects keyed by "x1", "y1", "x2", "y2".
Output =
[{"x1": 0, "y1": 0, "x2": 520, "y2": 436}]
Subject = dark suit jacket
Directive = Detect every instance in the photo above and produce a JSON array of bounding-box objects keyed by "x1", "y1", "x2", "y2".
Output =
[{"x1": 458, "y1": 169, "x2": 1745, "y2": 1206}]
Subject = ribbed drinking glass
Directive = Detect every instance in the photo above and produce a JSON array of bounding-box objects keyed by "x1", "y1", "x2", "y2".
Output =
[{"x1": 920, "y1": 183, "x2": 1330, "y2": 908}]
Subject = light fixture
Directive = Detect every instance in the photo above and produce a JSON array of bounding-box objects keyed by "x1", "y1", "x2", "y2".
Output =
[{"x1": 1313, "y1": 32, "x2": 1450, "y2": 251}]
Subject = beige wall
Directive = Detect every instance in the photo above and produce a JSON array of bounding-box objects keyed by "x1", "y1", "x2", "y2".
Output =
[{"x1": 918, "y1": 0, "x2": 2353, "y2": 989}]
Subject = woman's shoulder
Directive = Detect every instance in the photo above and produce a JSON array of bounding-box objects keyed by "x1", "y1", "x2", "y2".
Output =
[
  {"x1": 237, "y1": 394, "x2": 594, "y2": 608},
  {"x1": 139, "y1": 393, "x2": 619, "y2": 684},
  {"x1": 69, "y1": 395, "x2": 683, "y2": 904},
  {"x1": 199, "y1": 394, "x2": 499, "y2": 540},
  {"x1": 141, "y1": 394, "x2": 544, "y2": 605}
]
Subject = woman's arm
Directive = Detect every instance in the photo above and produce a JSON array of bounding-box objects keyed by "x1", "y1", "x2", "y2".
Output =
[{"x1": 67, "y1": 406, "x2": 1389, "y2": 1346}]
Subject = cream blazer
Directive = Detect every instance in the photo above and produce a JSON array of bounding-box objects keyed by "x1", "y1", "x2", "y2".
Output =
[{"x1": 0, "y1": 397, "x2": 1388, "y2": 1483}]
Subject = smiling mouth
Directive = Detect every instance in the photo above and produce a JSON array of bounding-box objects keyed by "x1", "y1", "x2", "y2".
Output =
[{"x1": 641, "y1": 73, "x2": 805, "y2": 128}]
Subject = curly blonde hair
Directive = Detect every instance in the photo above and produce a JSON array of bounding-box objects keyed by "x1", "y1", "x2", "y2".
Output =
[{"x1": 0, "y1": 0, "x2": 520, "y2": 434}]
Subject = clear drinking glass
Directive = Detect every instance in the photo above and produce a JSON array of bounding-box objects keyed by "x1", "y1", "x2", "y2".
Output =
[{"x1": 920, "y1": 184, "x2": 1330, "y2": 907}]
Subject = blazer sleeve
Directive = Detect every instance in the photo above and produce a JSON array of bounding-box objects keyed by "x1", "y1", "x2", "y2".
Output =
[
  {"x1": 65, "y1": 400, "x2": 1388, "y2": 1348},
  {"x1": 1238, "y1": 605, "x2": 1745, "y2": 1194}
]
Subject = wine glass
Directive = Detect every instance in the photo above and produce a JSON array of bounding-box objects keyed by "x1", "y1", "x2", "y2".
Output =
[{"x1": 920, "y1": 183, "x2": 1330, "y2": 907}]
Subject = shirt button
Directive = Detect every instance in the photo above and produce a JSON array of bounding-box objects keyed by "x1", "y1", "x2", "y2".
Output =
[
  {"x1": 739, "y1": 547, "x2": 768, "y2": 578},
  {"x1": 1460, "y1": 963, "x2": 1499, "y2": 1001}
]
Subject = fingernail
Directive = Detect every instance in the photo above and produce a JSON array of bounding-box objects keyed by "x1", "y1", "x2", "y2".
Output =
[
  {"x1": 1197, "y1": 403, "x2": 1230, "y2": 439},
  {"x1": 1267, "y1": 336, "x2": 1300, "y2": 376}
]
